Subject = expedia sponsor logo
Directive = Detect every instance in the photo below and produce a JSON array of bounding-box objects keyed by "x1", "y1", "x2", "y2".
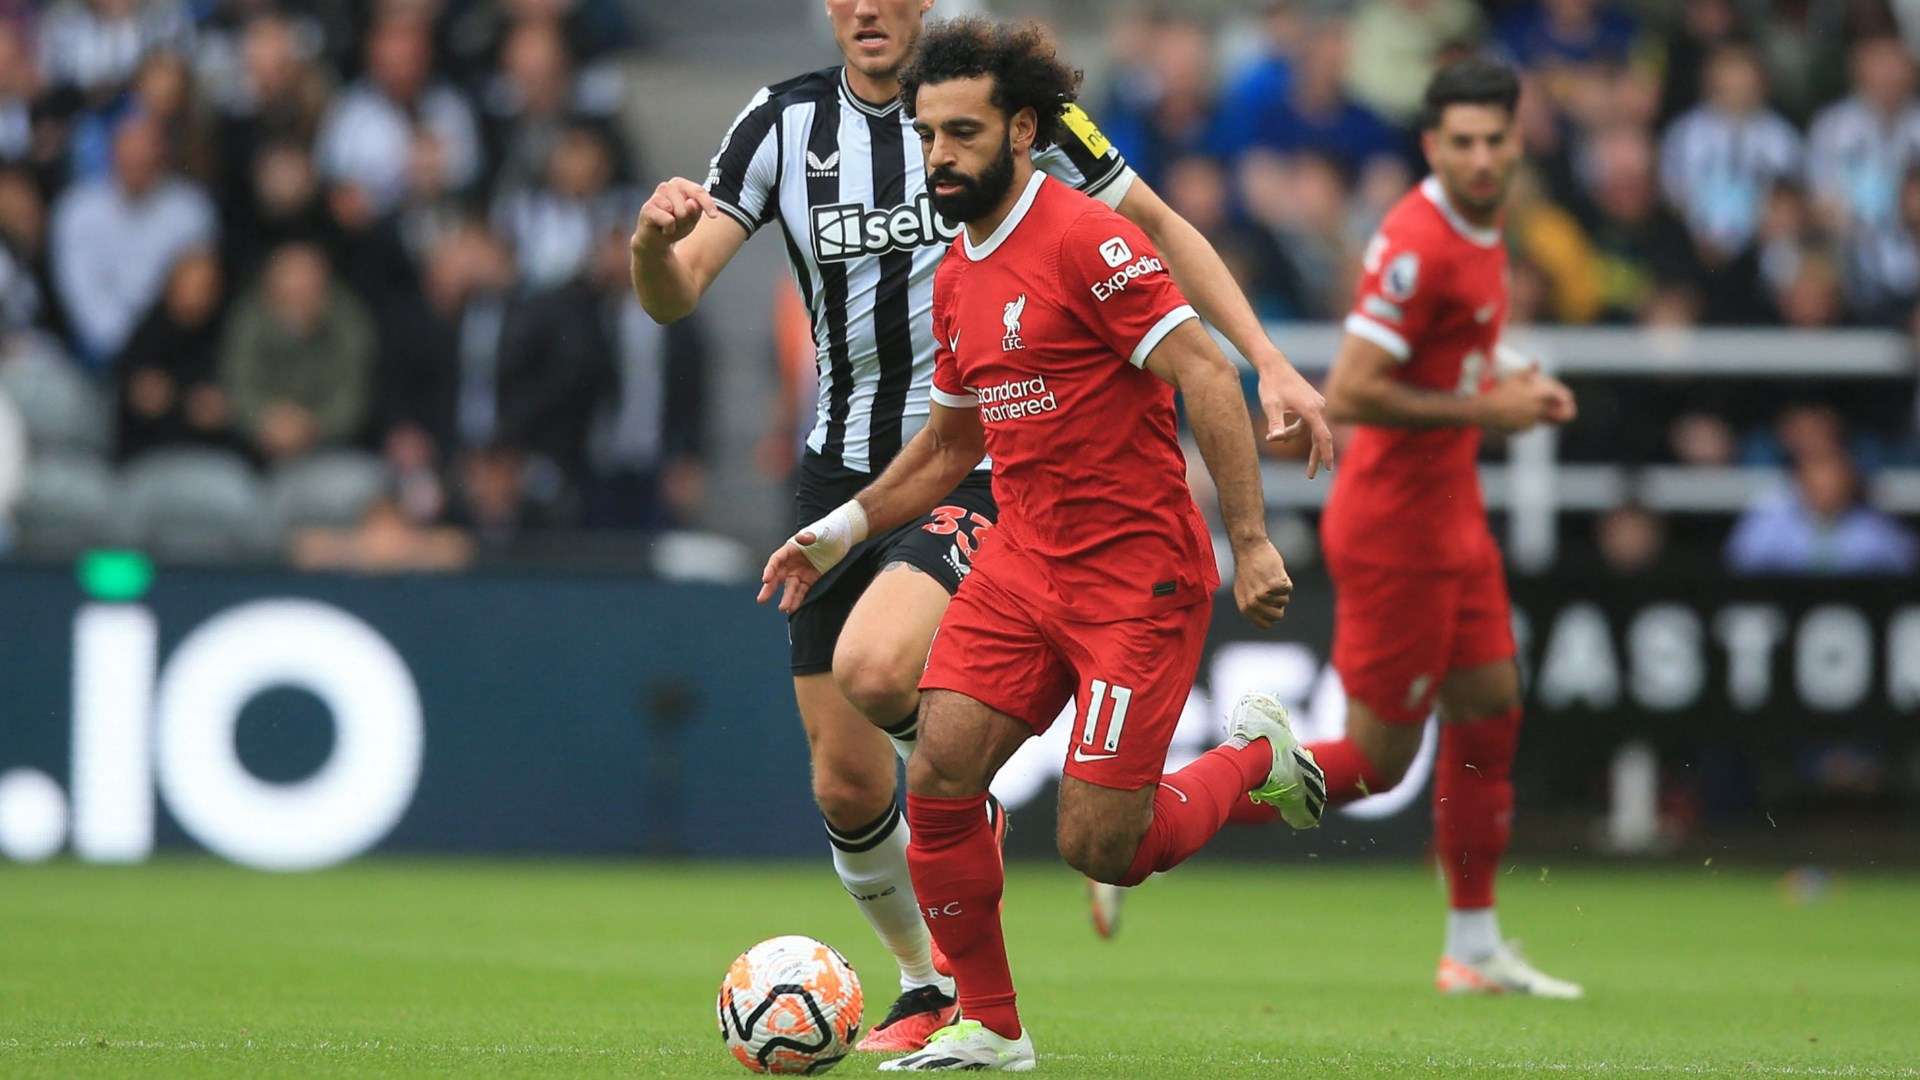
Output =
[
  {"x1": 810, "y1": 192, "x2": 961, "y2": 262},
  {"x1": 974, "y1": 375, "x2": 1058, "y2": 423},
  {"x1": 1091, "y1": 255, "x2": 1166, "y2": 301}
]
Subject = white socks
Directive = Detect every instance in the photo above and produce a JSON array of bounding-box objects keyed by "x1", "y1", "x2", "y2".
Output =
[
  {"x1": 1445, "y1": 907, "x2": 1501, "y2": 962},
  {"x1": 826, "y1": 804, "x2": 953, "y2": 995}
]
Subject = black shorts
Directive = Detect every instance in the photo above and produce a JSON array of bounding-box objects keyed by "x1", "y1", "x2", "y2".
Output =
[{"x1": 788, "y1": 450, "x2": 997, "y2": 676}]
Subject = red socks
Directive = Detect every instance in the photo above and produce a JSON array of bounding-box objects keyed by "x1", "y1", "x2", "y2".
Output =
[
  {"x1": 903, "y1": 793, "x2": 1020, "y2": 1039},
  {"x1": 1119, "y1": 741, "x2": 1272, "y2": 886},
  {"x1": 1229, "y1": 735, "x2": 1390, "y2": 825},
  {"x1": 1432, "y1": 708, "x2": 1521, "y2": 909}
]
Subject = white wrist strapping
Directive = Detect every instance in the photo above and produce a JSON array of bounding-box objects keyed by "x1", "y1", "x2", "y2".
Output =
[
  {"x1": 796, "y1": 499, "x2": 869, "y2": 573},
  {"x1": 1494, "y1": 342, "x2": 1535, "y2": 377}
]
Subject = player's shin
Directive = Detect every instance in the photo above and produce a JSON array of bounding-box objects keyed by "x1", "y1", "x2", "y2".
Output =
[
  {"x1": 1118, "y1": 741, "x2": 1273, "y2": 885},
  {"x1": 903, "y1": 792, "x2": 1020, "y2": 1040},
  {"x1": 1301, "y1": 737, "x2": 1392, "y2": 807},
  {"x1": 826, "y1": 806, "x2": 951, "y2": 994},
  {"x1": 1433, "y1": 706, "x2": 1521, "y2": 957}
]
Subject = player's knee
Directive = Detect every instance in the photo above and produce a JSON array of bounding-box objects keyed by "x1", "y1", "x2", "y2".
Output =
[
  {"x1": 811, "y1": 765, "x2": 895, "y2": 830},
  {"x1": 905, "y1": 740, "x2": 986, "y2": 799},
  {"x1": 1056, "y1": 820, "x2": 1140, "y2": 885},
  {"x1": 831, "y1": 641, "x2": 920, "y2": 720}
]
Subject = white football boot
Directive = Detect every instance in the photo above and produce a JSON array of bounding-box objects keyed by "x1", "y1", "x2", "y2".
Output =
[
  {"x1": 1227, "y1": 693, "x2": 1326, "y2": 829},
  {"x1": 1436, "y1": 941, "x2": 1585, "y2": 999},
  {"x1": 877, "y1": 1019, "x2": 1036, "y2": 1072}
]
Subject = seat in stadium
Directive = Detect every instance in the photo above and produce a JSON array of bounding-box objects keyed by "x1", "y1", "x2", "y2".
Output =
[
  {"x1": 12, "y1": 451, "x2": 118, "y2": 557},
  {"x1": 117, "y1": 448, "x2": 270, "y2": 562},
  {"x1": 0, "y1": 340, "x2": 112, "y2": 456},
  {"x1": 265, "y1": 450, "x2": 389, "y2": 531}
]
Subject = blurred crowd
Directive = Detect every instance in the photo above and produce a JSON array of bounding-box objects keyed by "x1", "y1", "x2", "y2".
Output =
[
  {"x1": 1095, "y1": 0, "x2": 1920, "y2": 576},
  {"x1": 0, "y1": 0, "x2": 710, "y2": 569},
  {"x1": 0, "y1": 0, "x2": 1915, "y2": 577}
]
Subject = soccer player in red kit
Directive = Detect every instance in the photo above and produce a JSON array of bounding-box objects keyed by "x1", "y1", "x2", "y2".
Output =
[
  {"x1": 759, "y1": 19, "x2": 1327, "y2": 1071},
  {"x1": 1265, "y1": 58, "x2": 1584, "y2": 996}
]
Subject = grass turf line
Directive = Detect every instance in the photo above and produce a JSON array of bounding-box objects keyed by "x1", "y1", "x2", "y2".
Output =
[{"x1": 0, "y1": 859, "x2": 1915, "y2": 1077}]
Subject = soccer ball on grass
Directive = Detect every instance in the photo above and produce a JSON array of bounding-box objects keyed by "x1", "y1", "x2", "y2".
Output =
[{"x1": 717, "y1": 935, "x2": 863, "y2": 1074}]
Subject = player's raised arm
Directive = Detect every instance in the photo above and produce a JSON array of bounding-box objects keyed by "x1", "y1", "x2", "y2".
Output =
[
  {"x1": 1141, "y1": 319, "x2": 1292, "y2": 629},
  {"x1": 757, "y1": 402, "x2": 986, "y2": 614},
  {"x1": 632, "y1": 86, "x2": 784, "y2": 324},
  {"x1": 629, "y1": 177, "x2": 745, "y2": 324},
  {"x1": 1114, "y1": 179, "x2": 1334, "y2": 477},
  {"x1": 1325, "y1": 330, "x2": 1556, "y2": 433}
]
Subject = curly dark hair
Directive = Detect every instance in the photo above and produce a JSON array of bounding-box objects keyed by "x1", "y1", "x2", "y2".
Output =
[{"x1": 898, "y1": 17, "x2": 1082, "y2": 150}]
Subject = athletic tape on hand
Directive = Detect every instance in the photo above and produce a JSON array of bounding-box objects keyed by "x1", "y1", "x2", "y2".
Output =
[{"x1": 796, "y1": 500, "x2": 869, "y2": 574}]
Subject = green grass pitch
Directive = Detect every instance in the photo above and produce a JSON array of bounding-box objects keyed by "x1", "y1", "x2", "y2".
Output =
[{"x1": 0, "y1": 858, "x2": 1915, "y2": 1077}]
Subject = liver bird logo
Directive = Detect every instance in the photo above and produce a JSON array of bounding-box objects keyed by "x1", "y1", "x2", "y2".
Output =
[{"x1": 1001, "y1": 294, "x2": 1026, "y2": 351}]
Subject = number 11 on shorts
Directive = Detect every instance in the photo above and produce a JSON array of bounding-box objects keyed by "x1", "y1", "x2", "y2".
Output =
[{"x1": 1078, "y1": 679, "x2": 1133, "y2": 760}]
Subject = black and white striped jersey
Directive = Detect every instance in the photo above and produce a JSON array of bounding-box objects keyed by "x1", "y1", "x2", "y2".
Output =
[{"x1": 705, "y1": 66, "x2": 1136, "y2": 473}]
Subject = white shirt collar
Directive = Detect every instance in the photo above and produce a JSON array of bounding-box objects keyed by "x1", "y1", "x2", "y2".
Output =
[
  {"x1": 839, "y1": 67, "x2": 900, "y2": 117},
  {"x1": 962, "y1": 170, "x2": 1048, "y2": 262},
  {"x1": 1420, "y1": 175, "x2": 1502, "y2": 248}
]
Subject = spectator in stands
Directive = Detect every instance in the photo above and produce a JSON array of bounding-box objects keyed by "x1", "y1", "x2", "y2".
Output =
[
  {"x1": 1807, "y1": 34, "x2": 1920, "y2": 323},
  {"x1": 226, "y1": 138, "x2": 329, "y2": 279},
  {"x1": 1161, "y1": 154, "x2": 1291, "y2": 318},
  {"x1": 1212, "y1": 1, "x2": 1303, "y2": 159},
  {"x1": 0, "y1": 167, "x2": 46, "y2": 334},
  {"x1": 1573, "y1": 123, "x2": 1702, "y2": 324},
  {"x1": 115, "y1": 248, "x2": 230, "y2": 460},
  {"x1": 50, "y1": 114, "x2": 215, "y2": 367},
  {"x1": 36, "y1": 0, "x2": 193, "y2": 103},
  {"x1": 1655, "y1": 0, "x2": 1738, "y2": 125},
  {"x1": 1095, "y1": 13, "x2": 1219, "y2": 189},
  {"x1": 1246, "y1": 16, "x2": 1403, "y2": 177},
  {"x1": 1497, "y1": 0, "x2": 1637, "y2": 72},
  {"x1": 1661, "y1": 43, "x2": 1803, "y2": 266},
  {"x1": 215, "y1": 13, "x2": 332, "y2": 225},
  {"x1": 69, "y1": 49, "x2": 216, "y2": 185},
  {"x1": 1240, "y1": 151, "x2": 1361, "y2": 319},
  {"x1": 0, "y1": 22, "x2": 36, "y2": 165},
  {"x1": 482, "y1": 19, "x2": 628, "y2": 197},
  {"x1": 1727, "y1": 444, "x2": 1918, "y2": 575},
  {"x1": 314, "y1": 11, "x2": 480, "y2": 216},
  {"x1": 1345, "y1": 0, "x2": 1482, "y2": 126},
  {"x1": 492, "y1": 120, "x2": 633, "y2": 290},
  {"x1": 219, "y1": 242, "x2": 375, "y2": 463},
  {"x1": 492, "y1": 237, "x2": 613, "y2": 507},
  {"x1": 1594, "y1": 503, "x2": 1666, "y2": 576},
  {"x1": 584, "y1": 232, "x2": 708, "y2": 530}
]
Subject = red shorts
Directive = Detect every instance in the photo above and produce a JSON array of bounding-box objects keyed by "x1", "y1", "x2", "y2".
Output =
[
  {"x1": 1328, "y1": 551, "x2": 1517, "y2": 725},
  {"x1": 919, "y1": 568, "x2": 1210, "y2": 791}
]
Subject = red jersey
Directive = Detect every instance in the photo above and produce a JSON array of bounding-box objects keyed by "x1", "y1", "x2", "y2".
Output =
[
  {"x1": 929, "y1": 172, "x2": 1218, "y2": 623},
  {"x1": 1322, "y1": 176, "x2": 1510, "y2": 570}
]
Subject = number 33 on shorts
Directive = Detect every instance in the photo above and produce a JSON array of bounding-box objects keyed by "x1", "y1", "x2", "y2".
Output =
[{"x1": 1072, "y1": 680, "x2": 1132, "y2": 763}]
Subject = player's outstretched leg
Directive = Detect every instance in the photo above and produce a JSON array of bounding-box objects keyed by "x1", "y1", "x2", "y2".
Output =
[
  {"x1": 1083, "y1": 692, "x2": 1318, "y2": 939},
  {"x1": 884, "y1": 691, "x2": 1035, "y2": 1072},
  {"x1": 1431, "y1": 663, "x2": 1582, "y2": 999}
]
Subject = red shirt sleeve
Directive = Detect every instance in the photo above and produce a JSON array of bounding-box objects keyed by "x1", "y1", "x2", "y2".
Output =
[
  {"x1": 929, "y1": 258, "x2": 976, "y2": 408},
  {"x1": 1056, "y1": 209, "x2": 1197, "y2": 369},
  {"x1": 1346, "y1": 224, "x2": 1442, "y2": 363}
]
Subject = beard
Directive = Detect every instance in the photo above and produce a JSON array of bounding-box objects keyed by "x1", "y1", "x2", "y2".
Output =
[{"x1": 928, "y1": 135, "x2": 1016, "y2": 224}]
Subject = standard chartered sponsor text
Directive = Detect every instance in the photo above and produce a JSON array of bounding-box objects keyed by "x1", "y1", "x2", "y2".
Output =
[{"x1": 974, "y1": 375, "x2": 1059, "y2": 423}]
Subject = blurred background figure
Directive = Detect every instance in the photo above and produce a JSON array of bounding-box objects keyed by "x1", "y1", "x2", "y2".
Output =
[
  {"x1": 1727, "y1": 438, "x2": 1918, "y2": 575},
  {"x1": 314, "y1": 10, "x2": 478, "y2": 216},
  {"x1": 50, "y1": 114, "x2": 214, "y2": 367},
  {"x1": 218, "y1": 241, "x2": 373, "y2": 464}
]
